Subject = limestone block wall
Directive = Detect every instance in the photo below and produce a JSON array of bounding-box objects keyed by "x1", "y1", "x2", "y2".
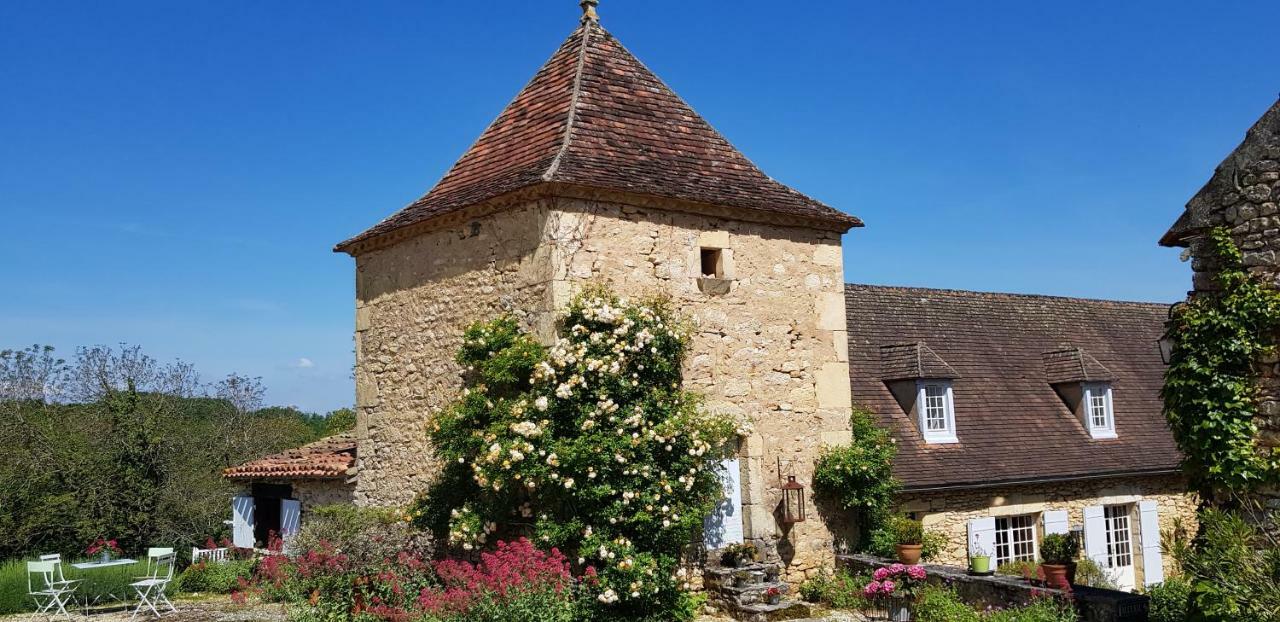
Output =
[
  {"x1": 546, "y1": 198, "x2": 853, "y2": 577},
  {"x1": 293, "y1": 480, "x2": 356, "y2": 515},
  {"x1": 352, "y1": 201, "x2": 556, "y2": 506},
  {"x1": 898, "y1": 474, "x2": 1197, "y2": 582}
]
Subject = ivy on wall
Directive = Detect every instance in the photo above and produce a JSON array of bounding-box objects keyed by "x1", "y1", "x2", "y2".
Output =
[
  {"x1": 1162, "y1": 227, "x2": 1280, "y2": 497},
  {"x1": 812, "y1": 407, "x2": 900, "y2": 549}
]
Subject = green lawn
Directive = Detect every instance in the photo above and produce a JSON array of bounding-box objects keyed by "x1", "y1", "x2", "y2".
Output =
[{"x1": 0, "y1": 558, "x2": 147, "y2": 615}]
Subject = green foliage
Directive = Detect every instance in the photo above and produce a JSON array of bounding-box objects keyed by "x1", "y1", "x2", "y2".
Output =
[
  {"x1": 813, "y1": 408, "x2": 900, "y2": 548},
  {"x1": 1162, "y1": 228, "x2": 1280, "y2": 495},
  {"x1": 995, "y1": 560, "x2": 1038, "y2": 579},
  {"x1": 864, "y1": 522, "x2": 946, "y2": 561},
  {"x1": 984, "y1": 597, "x2": 1077, "y2": 622},
  {"x1": 1071, "y1": 557, "x2": 1117, "y2": 590},
  {"x1": 718, "y1": 543, "x2": 758, "y2": 567},
  {"x1": 797, "y1": 568, "x2": 871, "y2": 610},
  {"x1": 410, "y1": 290, "x2": 739, "y2": 622},
  {"x1": 922, "y1": 531, "x2": 949, "y2": 562},
  {"x1": 175, "y1": 559, "x2": 253, "y2": 594},
  {"x1": 914, "y1": 586, "x2": 980, "y2": 622},
  {"x1": 286, "y1": 504, "x2": 432, "y2": 568},
  {"x1": 1171, "y1": 507, "x2": 1280, "y2": 621},
  {"x1": 892, "y1": 516, "x2": 924, "y2": 546},
  {"x1": 1147, "y1": 576, "x2": 1192, "y2": 622},
  {"x1": 1039, "y1": 533, "x2": 1078, "y2": 565}
]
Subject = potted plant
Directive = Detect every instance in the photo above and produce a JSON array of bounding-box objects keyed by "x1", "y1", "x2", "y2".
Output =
[
  {"x1": 86, "y1": 537, "x2": 122, "y2": 563},
  {"x1": 1039, "y1": 533, "x2": 1079, "y2": 589},
  {"x1": 863, "y1": 564, "x2": 927, "y2": 622},
  {"x1": 733, "y1": 570, "x2": 754, "y2": 588},
  {"x1": 892, "y1": 517, "x2": 925, "y2": 565},
  {"x1": 765, "y1": 587, "x2": 781, "y2": 605},
  {"x1": 969, "y1": 544, "x2": 992, "y2": 575},
  {"x1": 763, "y1": 565, "x2": 780, "y2": 583}
]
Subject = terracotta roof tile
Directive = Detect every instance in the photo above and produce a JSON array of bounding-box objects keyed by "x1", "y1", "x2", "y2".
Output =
[
  {"x1": 223, "y1": 433, "x2": 356, "y2": 481},
  {"x1": 337, "y1": 19, "x2": 859, "y2": 253},
  {"x1": 845, "y1": 284, "x2": 1183, "y2": 491}
]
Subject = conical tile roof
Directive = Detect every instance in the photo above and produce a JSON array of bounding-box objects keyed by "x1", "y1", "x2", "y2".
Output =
[{"x1": 337, "y1": 17, "x2": 860, "y2": 253}]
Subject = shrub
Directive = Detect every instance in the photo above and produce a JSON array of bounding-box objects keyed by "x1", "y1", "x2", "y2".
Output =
[
  {"x1": 812, "y1": 408, "x2": 899, "y2": 549},
  {"x1": 1147, "y1": 576, "x2": 1191, "y2": 622},
  {"x1": 1039, "y1": 534, "x2": 1078, "y2": 565},
  {"x1": 914, "y1": 586, "x2": 980, "y2": 622},
  {"x1": 410, "y1": 290, "x2": 740, "y2": 622},
  {"x1": 1173, "y1": 507, "x2": 1280, "y2": 620},
  {"x1": 1071, "y1": 557, "x2": 1117, "y2": 590},
  {"x1": 286, "y1": 504, "x2": 431, "y2": 569},
  {"x1": 892, "y1": 517, "x2": 924, "y2": 546},
  {"x1": 175, "y1": 559, "x2": 253, "y2": 594},
  {"x1": 797, "y1": 568, "x2": 870, "y2": 610},
  {"x1": 995, "y1": 560, "x2": 1038, "y2": 579},
  {"x1": 985, "y1": 595, "x2": 1077, "y2": 622},
  {"x1": 922, "y1": 531, "x2": 949, "y2": 562}
]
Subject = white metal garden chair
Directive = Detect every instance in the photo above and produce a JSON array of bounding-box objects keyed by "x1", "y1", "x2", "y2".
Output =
[
  {"x1": 129, "y1": 552, "x2": 176, "y2": 619},
  {"x1": 38, "y1": 554, "x2": 81, "y2": 590},
  {"x1": 133, "y1": 548, "x2": 175, "y2": 581},
  {"x1": 28, "y1": 560, "x2": 77, "y2": 619}
]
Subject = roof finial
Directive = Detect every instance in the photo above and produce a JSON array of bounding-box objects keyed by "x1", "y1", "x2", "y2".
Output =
[{"x1": 580, "y1": 0, "x2": 599, "y2": 23}]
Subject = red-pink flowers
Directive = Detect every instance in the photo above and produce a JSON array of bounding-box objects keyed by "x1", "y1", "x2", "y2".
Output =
[
  {"x1": 421, "y1": 538, "x2": 572, "y2": 615},
  {"x1": 864, "y1": 563, "x2": 927, "y2": 599}
]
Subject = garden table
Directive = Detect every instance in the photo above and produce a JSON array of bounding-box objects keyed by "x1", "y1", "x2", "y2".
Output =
[{"x1": 70, "y1": 558, "x2": 138, "y2": 613}]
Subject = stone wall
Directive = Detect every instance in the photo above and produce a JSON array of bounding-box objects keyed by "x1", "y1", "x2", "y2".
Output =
[
  {"x1": 1179, "y1": 102, "x2": 1280, "y2": 511},
  {"x1": 898, "y1": 474, "x2": 1197, "y2": 583},
  {"x1": 352, "y1": 201, "x2": 556, "y2": 506},
  {"x1": 545, "y1": 198, "x2": 853, "y2": 578},
  {"x1": 293, "y1": 479, "x2": 356, "y2": 514}
]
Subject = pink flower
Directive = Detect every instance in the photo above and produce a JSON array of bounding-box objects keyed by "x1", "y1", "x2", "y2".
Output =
[
  {"x1": 907, "y1": 566, "x2": 926, "y2": 580},
  {"x1": 881, "y1": 580, "x2": 896, "y2": 594},
  {"x1": 888, "y1": 563, "x2": 906, "y2": 574},
  {"x1": 863, "y1": 580, "x2": 882, "y2": 597},
  {"x1": 873, "y1": 567, "x2": 890, "y2": 581}
]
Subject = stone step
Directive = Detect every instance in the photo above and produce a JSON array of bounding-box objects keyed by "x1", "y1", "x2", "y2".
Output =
[
  {"x1": 732, "y1": 599, "x2": 813, "y2": 622},
  {"x1": 718, "y1": 580, "x2": 791, "y2": 597}
]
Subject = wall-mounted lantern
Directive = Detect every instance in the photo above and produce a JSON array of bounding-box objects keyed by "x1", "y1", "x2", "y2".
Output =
[
  {"x1": 781, "y1": 475, "x2": 806, "y2": 524},
  {"x1": 1158, "y1": 300, "x2": 1187, "y2": 365}
]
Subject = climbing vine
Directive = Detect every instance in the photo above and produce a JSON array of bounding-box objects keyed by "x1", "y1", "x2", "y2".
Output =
[
  {"x1": 812, "y1": 407, "x2": 900, "y2": 549},
  {"x1": 1162, "y1": 227, "x2": 1280, "y2": 497}
]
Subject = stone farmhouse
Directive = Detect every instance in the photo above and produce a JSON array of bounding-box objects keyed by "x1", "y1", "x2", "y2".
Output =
[
  {"x1": 225, "y1": 2, "x2": 1198, "y2": 583},
  {"x1": 1160, "y1": 98, "x2": 1280, "y2": 516},
  {"x1": 845, "y1": 285, "x2": 1196, "y2": 590}
]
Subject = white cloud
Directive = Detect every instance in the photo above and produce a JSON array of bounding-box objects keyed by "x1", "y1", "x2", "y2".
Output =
[{"x1": 293, "y1": 357, "x2": 315, "y2": 369}]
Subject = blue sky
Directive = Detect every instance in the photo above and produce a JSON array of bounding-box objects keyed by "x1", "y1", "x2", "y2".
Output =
[{"x1": 1, "y1": 1, "x2": 1276, "y2": 412}]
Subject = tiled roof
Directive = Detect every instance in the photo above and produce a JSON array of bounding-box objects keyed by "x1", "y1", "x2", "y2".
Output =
[
  {"x1": 845, "y1": 284, "x2": 1183, "y2": 491},
  {"x1": 879, "y1": 343, "x2": 960, "y2": 380},
  {"x1": 336, "y1": 17, "x2": 860, "y2": 253},
  {"x1": 223, "y1": 433, "x2": 356, "y2": 481}
]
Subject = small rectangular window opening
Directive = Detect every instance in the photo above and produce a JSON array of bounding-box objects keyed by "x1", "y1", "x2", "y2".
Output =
[{"x1": 700, "y1": 248, "x2": 723, "y2": 278}]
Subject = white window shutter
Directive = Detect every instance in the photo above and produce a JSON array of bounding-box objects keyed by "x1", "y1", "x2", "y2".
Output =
[
  {"x1": 1082, "y1": 505, "x2": 1107, "y2": 567},
  {"x1": 703, "y1": 458, "x2": 744, "y2": 549},
  {"x1": 231, "y1": 496, "x2": 255, "y2": 548},
  {"x1": 1043, "y1": 510, "x2": 1069, "y2": 535},
  {"x1": 280, "y1": 499, "x2": 302, "y2": 538},
  {"x1": 967, "y1": 517, "x2": 996, "y2": 559},
  {"x1": 1138, "y1": 500, "x2": 1164, "y2": 586}
]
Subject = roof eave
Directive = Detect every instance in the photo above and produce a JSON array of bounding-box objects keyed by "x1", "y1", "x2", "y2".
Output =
[{"x1": 899, "y1": 467, "x2": 1183, "y2": 494}]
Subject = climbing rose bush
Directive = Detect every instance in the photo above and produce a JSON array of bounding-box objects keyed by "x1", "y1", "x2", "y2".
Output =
[{"x1": 411, "y1": 289, "x2": 740, "y2": 621}]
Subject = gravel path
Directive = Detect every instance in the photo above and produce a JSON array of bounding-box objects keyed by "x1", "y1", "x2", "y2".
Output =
[{"x1": 1, "y1": 598, "x2": 285, "y2": 622}]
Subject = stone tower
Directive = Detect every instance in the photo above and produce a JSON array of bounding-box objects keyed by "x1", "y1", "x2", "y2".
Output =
[
  {"x1": 336, "y1": 5, "x2": 862, "y2": 574},
  {"x1": 1161, "y1": 98, "x2": 1280, "y2": 514}
]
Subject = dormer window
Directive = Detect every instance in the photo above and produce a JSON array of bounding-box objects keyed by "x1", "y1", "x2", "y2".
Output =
[
  {"x1": 1083, "y1": 382, "x2": 1115, "y2": 439},
  {"x1": 917, "y1": 380, "x2": 958, "y2": 444}
]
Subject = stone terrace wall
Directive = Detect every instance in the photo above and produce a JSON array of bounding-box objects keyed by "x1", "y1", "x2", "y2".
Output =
[
  {"x1": 899, "y1": 474, "x2": 1197, "y2": 583},
  {"x1": 293, "y1": 479, "x2": 356, "y2": 515},
  {"x1": 352, "y1": 201, "x2": 556, "y2": 506},
  {"x1": 547, "y1": 198, "x2": 853, "y2": 578}
]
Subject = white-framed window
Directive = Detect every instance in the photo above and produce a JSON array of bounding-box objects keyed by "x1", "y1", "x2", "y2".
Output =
[
  {"x1": 916, "y1": 380, "x2": 957, "y2": 444},
  {"x1": 994, "y1": 514, "x2": 1038, "y2": 567},
  {"x1": 1082, "y1": 382, "x2": 1116, "y2": 439}
]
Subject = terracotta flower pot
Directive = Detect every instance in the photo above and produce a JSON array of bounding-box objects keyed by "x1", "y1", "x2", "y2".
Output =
[
  {"x1": 1065, "y1": 560, "x2": 1078, "y2": 585},
  {"x1": 1041, "y1": 563, "x2": 1070, "y2": 589},
  {"x1": 895, "y1": 543, "x2": 923, "y2": 565}
]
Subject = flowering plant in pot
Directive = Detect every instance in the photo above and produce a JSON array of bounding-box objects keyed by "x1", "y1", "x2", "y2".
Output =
[
  {"x1": 1039, "y1": 533, "x2": 1079, "y2": 589},
  {"x1": 86, "y1": 537, "x2": 122, "y2": 563},
  {"x1": 720, "y1": 543, "x2": 759, "y2": 568},
  {"x1": 891, "y1": 517, "x2": 925, "y2": 565},
  {"x1": 969, "y1": 544, "x2": 992, "y2": 575},
  {"x1": 765, "y1": 587, "x2": 781, "y2": 605},
  {"x1": 863, "y1": 564, "x2": 927, "y2": 621}
]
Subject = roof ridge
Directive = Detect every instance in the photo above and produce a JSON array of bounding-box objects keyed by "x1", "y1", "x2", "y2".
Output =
[
  {"x1": 543, "y1": 21, "x2": 595, "y2": 182},
  {"x1": 845, "y1": 282, "x2": 1173, "y2": 308}
]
